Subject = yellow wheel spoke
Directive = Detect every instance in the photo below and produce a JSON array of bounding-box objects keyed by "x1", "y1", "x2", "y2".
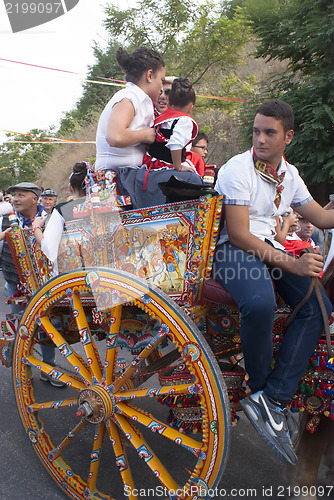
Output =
[
  {"x1": 28, "y1": 398, "x2": 77, "y2": 413},
  {"x1": 86, "y1": 423, "x2": 106, "y2": 494},
  {"x1": 117, "y1": 403, "x2": 205, "y2": 459},
  {"x1": 106, "y1": 420, "x2": 137, "y2": 500},
  {"x1": 48, "y1": 419, "x2": 88, "y2": 462},
  {"x1": 104, "y1": 305, "x2": 122, "y2": 386},
  {"x1": 13, "y1": 268, "x2": 229, "y2": 500},
  {"x1": 23, "y1": 356, "x2": 86, "y2": 390},
  {"x1": 112, "y1": 331, "x2": 168, "y2": 393},
  {"x1": 71, "y1": 293, "x2": 103, "y2": 382},
  {"x1": 38, "y1": 316, "x2": 93, "y2": 384},
  {"x1": 115, "y1": 383, "x2": 195, "y2": 400},
  {"x1": 115, "y1": 414, "x2": 180, "y2": 492}
]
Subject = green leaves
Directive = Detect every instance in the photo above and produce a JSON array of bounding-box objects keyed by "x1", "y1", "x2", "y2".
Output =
[
  {"x1": 0, "y1": 129, "x2": 57, "y2": 190},
  {"x1": 242, "y1": 0, "x2": 334, "y2": 191}
]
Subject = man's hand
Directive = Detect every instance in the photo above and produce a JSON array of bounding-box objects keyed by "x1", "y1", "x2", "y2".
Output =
[{"x1": 294, "y1": 252, "x2": 324, "y2": 277}]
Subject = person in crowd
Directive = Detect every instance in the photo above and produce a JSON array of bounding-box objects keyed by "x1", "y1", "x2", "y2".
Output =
[
  {"x1": 185, "y1": 130, "x2": 209, "y2": 177},
  {"x1": 286, "y1": 216, "x2": 316, "y2": 247},
  {"x1": 274, "y1": 210, "x2": 300, "y2": 245},
  {"x1": 139, "y1": 77, "x2": 204, "y2": 205},
  {"x1": 143, "y1": 77, "x2": 199, "y2": 175},
  {"x1": 3, "y1": 192, "x2": 13, "y2": 204},
  {"x1": 0, "y1": 192, "x2": 13, "y2": 216},
  {"x1": 212, "y1": 99, "x2": 334, "y2": 465},
  {"x1": 0, "y1": 192, "x2": 13, "y2": 270},
  {"x1": 0, "y1": 182, "x2": 64, "y2": 386},
  {"x1": 191, "y1": 131, "x2": 209, "y2": 159},
  {"x1": 95, "y1": 46, "x2": 166, "y2": 171},
  {"x1": 41, "y1": 188, "x2": 58, "y2": 214},
  {"x1": 32, "y1": 162, "x2": 87, "y2": 267},
  {"x1": 154, "y1": 76, "x2": 176, "y2": 116}
]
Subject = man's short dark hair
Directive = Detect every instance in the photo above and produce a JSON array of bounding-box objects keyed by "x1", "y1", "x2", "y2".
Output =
[{"x1": 256, "y1": 99, "x2": 294, "y2": 133}]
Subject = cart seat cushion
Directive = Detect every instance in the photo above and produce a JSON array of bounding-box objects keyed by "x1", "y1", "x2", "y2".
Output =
[{"x1": 201, "y1": 278, "x2": 236, "y2": 305}]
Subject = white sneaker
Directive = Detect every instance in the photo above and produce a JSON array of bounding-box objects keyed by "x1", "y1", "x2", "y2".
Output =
[
  {"x1": 240, "y1": 390, "x2": 298, "y2": 465},
  {"x1": 40, "y1": 371, "x2": 66, "y2": 388}
]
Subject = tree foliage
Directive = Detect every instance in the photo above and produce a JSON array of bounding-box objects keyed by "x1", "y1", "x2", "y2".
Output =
[
  {"x1": 0, "y1": 129, "x2": 57, "y2": 190},
  {"x1": 103, "y1": 0, "x2": 252, "y2": 91},
  {"x1": 243, "y1": 0, "x2": 334, "y2": 189}
]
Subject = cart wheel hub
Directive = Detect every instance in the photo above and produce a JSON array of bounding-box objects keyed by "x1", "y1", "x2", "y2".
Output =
[{"x1": 77, "y1": 385, "x2": 116, "y2": 423}]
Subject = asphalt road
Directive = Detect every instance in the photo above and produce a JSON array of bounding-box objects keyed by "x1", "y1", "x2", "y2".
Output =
[{"x1": 0, "y1": 272, "x2": 332, "y2": 500}]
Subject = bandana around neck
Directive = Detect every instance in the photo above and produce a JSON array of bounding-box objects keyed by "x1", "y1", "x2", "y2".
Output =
[{"x1": 253, "y1": 150, "x2": 285, "y2": 209}]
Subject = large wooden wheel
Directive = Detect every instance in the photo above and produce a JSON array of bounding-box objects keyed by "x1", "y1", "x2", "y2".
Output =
[{"x1": 13, "y1": 268, "x2": 230, "y2": 500}]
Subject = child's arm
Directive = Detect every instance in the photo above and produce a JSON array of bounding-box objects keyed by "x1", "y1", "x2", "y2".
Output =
[
  {"x1": 171, "y1": 149, "x2": 197, "y2": 172},
  {"x1": 31, "y1": 216, "x2": 47, "y2": 247},
  {"x1": 274, "y1": 212, "x2": 299, "y2": 244}
]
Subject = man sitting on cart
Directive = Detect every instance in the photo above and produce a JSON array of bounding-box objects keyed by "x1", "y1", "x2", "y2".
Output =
[{"x1": 213, "y1": 100, "x2": 334, "y2": 465}]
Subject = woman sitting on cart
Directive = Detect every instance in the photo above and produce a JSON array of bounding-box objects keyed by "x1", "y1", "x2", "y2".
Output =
[{"x1": 95, "y1": 47, "x2": 202, "y2": 209}]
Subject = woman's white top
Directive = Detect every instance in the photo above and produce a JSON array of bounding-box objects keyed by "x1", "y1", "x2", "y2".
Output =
[{"x1": 95, "y1": 82, "x2": 154, "y2": 170}]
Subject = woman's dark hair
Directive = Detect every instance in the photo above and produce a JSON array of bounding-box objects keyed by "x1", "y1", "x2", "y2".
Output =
[
  {"x1": 168, "y1": 77, "x2": 196, "y2": 108},
  {"x1": 116, "y1": 47, "x2": 165, "y2": 84},
  {"x1": 70, "y1": 162, "x2": 88, "y2": 193},
  {"x1": 256, "y1": 99, "x2": 294, "y2": 133}
]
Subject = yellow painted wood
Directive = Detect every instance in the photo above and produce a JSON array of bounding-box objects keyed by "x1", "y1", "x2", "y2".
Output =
[
  {"x1": 23, "y1": 355, "x2": 86, "y2": 391},
  {"x1": 87, "y1": 423, "x2": 105, "y2": 494},
  {"x1": 107, "y1": 420, "x2": 137, "y2": 500},
  {"x1": 115, "y1": 413, "x2": 180, "y2": 493},
  {"x1": 71, "y1": 293, "x2": 103, "y2": 382},
  {"x1": 104, "y1": 305, "x2": 122, "y2": 385},
  {"x1": 38, "y1": 316, "x2": 93, "y2": 384}
]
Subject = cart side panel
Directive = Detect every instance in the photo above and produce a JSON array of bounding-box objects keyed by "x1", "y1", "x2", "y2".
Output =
[
  {"x1": 57, "y1": 196, "x2": 223, "y2": 306},
  {"x1": 6, "y1": 225, "x2": 52, "y2": 296}
]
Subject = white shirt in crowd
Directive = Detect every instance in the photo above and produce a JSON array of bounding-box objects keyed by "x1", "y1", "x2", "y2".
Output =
[{"x1": 215, "y1": 149, "x2": 312, "y2": 247}]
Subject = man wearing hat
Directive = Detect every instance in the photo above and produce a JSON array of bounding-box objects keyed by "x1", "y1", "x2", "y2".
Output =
[
  {"x1": 2, "y1": 182, "x2": 45, "y2": 300},
  {"x1": 1, "y1": 182, "x2": 64, "y2": 387},
  {"x1": 41, "y1": 188, "x2": 58, "y2": 214}
]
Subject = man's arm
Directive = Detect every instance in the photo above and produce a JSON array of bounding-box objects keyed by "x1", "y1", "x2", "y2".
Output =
[
  {"x1": 295, "y1": 199, "x2": 334, "y2": 228},
  {"x1": 225, "y1": 205, "x2": 323, "y2": 277}
]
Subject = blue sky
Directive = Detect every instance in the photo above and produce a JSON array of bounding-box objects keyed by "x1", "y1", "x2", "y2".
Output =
[{"x1": 0, "y1": 1, "x2": 136, "y2": 143}]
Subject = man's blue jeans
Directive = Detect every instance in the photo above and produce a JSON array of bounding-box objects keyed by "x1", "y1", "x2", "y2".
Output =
[{"x1": 213, "y1": 242, "x2": 332, "y2": 403}]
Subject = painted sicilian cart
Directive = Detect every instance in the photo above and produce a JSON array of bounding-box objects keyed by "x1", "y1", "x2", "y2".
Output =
[
  {"x1": 0, "y1": 170, "x2": 333, "y2": 500},
  {"x1": 0, "y1": 183, "x2": 232, "y2": 500}
]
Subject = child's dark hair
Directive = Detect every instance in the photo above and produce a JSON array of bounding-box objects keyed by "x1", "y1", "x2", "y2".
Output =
[
  {"x1": 168, "y1": 77, "x2": 196, "y2": 108},
  {"x1": 70, "y1": 162, "x2": 88, "y2": 192},
  {"x1": 256, "y1": 100, "x2": 294, "y2": 133},
  {"x1": 193, "y1": 131, "x2": 209, "y2": 146},
  {"x1": 116, "y1": 47, "x2": 165, "y2": 84}
]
